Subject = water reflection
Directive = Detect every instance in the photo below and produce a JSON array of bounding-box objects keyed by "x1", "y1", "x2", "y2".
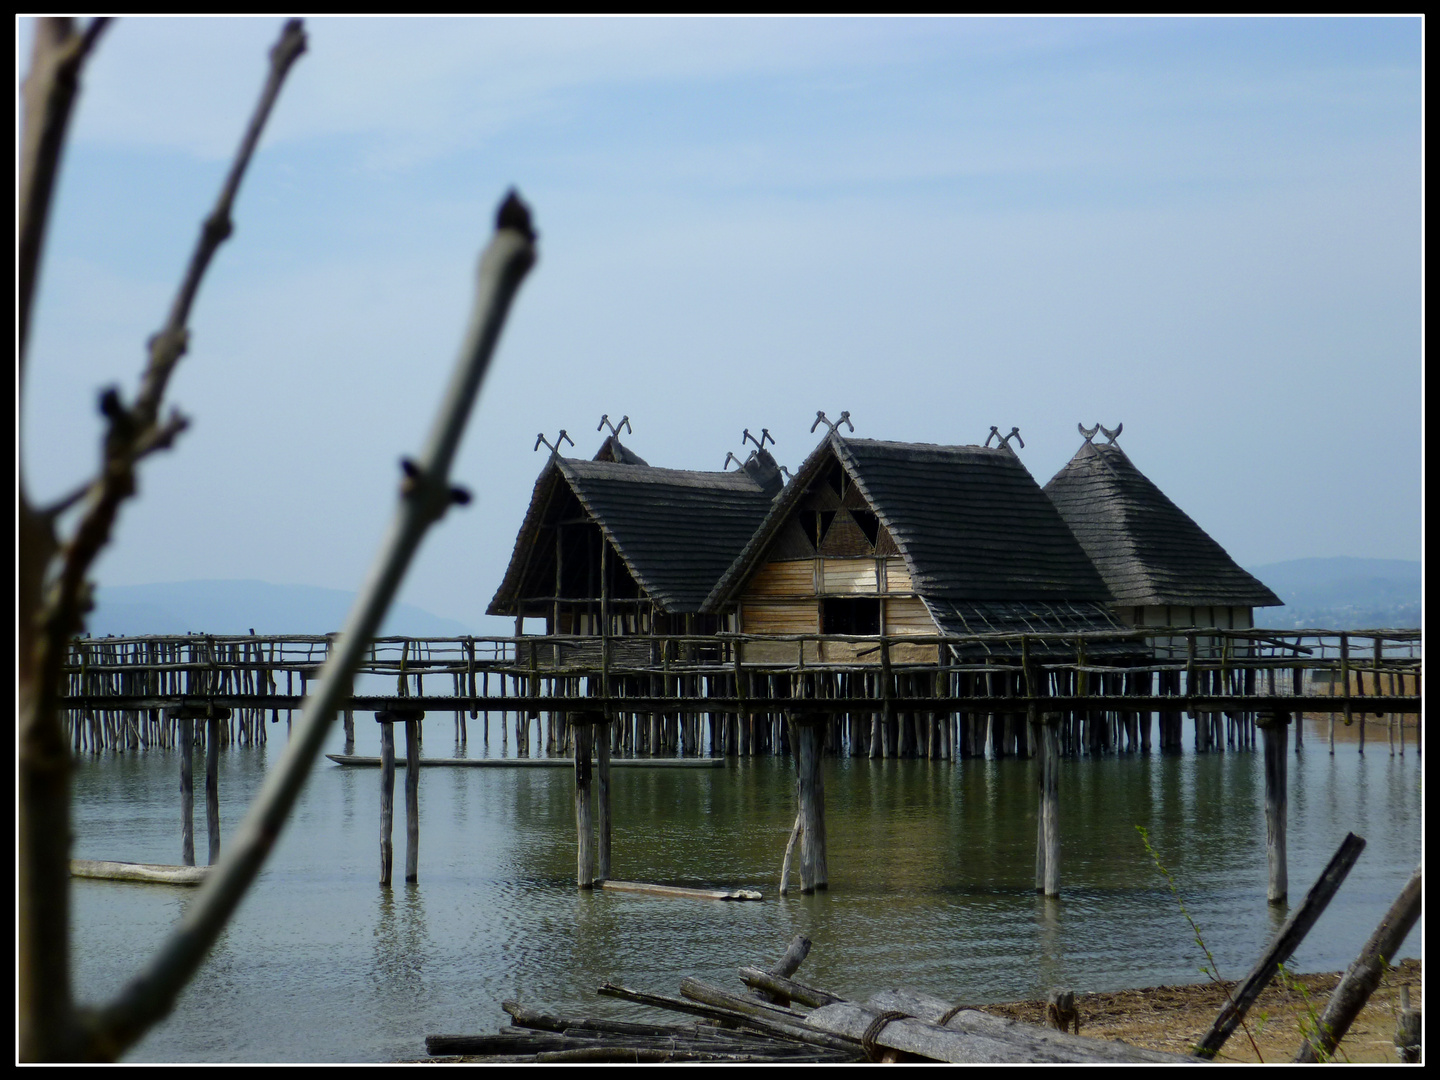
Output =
[
  {"x1": 68, "y1": 732, "x2": 1422, "y2": 1062},
  {"x1": 371, "y1": 885, "x2": 430, "y2": 995}
]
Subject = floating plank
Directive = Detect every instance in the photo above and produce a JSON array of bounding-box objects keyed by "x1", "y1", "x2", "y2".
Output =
[
  {"x1": 325, "y1": 754, "x2": 724, "y2": 769},
  {"x1": 70, "y1": 859, "x2": 211, "y2": 886},
  {"x1": 600, "y1": 880, "x2": 762, "y2": 901}
]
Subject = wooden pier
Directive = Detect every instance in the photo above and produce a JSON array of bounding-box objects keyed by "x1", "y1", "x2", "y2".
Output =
[
  {"x1": 63, "y1": 628, "x2": 1420, "y2": 897},
  {"x1": 61, "y1": 628, "x2": 1420, "y2": 758}
]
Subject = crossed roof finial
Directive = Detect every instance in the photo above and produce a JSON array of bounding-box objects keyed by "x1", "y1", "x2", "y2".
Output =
[
  {"x1": 597, "y1": 414, "x2": 632, "y2": 437},
  {"x1": 986, "y1": 425, "x2": 1024, "y2": 451},
  {"x1": 742, "y1": 428, "x2": 774, "y2": 450},
  {"x1": 534, "y1": 430, "x2": 574, "y2": 455},
  {"x1": 811, "y1": 410, "x2": 854, "y2": 435}
]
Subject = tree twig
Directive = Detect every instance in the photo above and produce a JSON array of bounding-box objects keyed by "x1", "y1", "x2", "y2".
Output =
[
  {"x1": 77, "y1": 192, "x2": 537, "y2": 1061},
  {"x1": 18, "y1": 19, "x2": 305, "y2": 1062}
]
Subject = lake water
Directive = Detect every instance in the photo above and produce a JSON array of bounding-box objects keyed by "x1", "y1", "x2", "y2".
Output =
[{"x1": 70, "y1": 716, "x2": 1422, "y2": 1062}]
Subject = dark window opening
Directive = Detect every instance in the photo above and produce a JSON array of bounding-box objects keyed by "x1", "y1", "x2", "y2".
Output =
[
  {"x1": 822, "y1": 597, "x2": 881, "y2": 636},
  {"x1": 851, "y1": 509, "x2": 880, "y2": 547}
]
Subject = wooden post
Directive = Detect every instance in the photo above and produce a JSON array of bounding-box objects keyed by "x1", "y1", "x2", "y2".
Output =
[
  {"x1": 793, "y1": 712, "x2": 828, "y2": 893},
  {"x1": 1036, "y1": 714, "x2": 1061, "y2": 896},
  {"x1": 1258, "y1": 709, "x2": 1289, "y2": 904},
  {"x1": 405, "y1": 715, "x2": 420, "y2": 883},
  {"x1": 1192, "y1": 832, "x2": 1366, "y2": 1059},
  {"x1": 205, "y1": 715, "x2": 221, "y2": 865},
  {"x1": 179, "y1": 716, "x2": 195, "y2": 867},
  {"x1": 597, "y1": 714, "x2": 611, "y2": 882},
  {"x1": 574, "y1": 719, "x2": 595, "y2": 888},
  {"x1": 1294, "y1": 864, "x2": 1422, "y2": 1062},
  {"x1": 378, "y1": 715, "x2": 394, "y2": 887}
]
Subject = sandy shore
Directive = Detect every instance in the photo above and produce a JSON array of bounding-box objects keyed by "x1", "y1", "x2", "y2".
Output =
[{"x1": 983, "y1": 958, "x2": 1422, "y2": 1064}]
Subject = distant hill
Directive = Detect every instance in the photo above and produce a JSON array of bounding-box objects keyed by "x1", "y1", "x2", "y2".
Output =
[
  {"x1": 1246, "y1": 558, "x2": 1421, "y2": 630},
  {"x1": 83, "y1": 580, "x2": 477, "y2": 638}
]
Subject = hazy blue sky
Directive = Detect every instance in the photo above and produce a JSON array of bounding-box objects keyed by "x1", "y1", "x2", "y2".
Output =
[{"x1": 20, "y1": 16, "x2": 1422, "y2": 632}]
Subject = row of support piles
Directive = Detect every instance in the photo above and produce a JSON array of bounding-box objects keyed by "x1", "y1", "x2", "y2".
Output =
[
  {"x1": 363, "y1": 696, "x2": 1297, "y2": 904},
  {"x1": 172, "y1": 704, "x2": 230, "y2": 867},
  {"x1": 377, "y1": 708, "x2": 424, "y2": 886}
]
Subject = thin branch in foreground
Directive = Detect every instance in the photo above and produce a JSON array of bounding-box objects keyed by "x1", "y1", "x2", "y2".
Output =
[
  {"x1": 78, "y1": 193, "x2": 538, "y2": 1061},
  {"x1": 18, "y1": 17, "x2": 111, "y2": 368},
  {"x1": 18, "y1": 20, "x2": 306, "y2": 1063}
]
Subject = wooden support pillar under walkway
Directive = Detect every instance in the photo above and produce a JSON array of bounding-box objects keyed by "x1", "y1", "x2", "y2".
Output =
[
  {"x1": 791, "y1": 711, "x2": 828, "y2": 893},
  {"x1": 572, "y1": 710, "x2": 612, "y2": 888},
  {"x1": 167, "y1": 703, "x2": 231, "y2": 867},
  {"x1": 1258, "y1": 709, "x2": 1289, "y2": 905},
  {"x1": 1035, "y1": 712, "x2": 1061, "y2": 896},
  {"x1": 376, "y1": 707, "x2": 424, "y2": 887}
]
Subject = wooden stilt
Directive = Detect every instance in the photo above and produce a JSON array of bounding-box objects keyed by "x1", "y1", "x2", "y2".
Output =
[
  {"x1": 179, "y1": 716, "x2": 195, "y2": 867},
  {"x1": 574, "y1": 720, "x2": 594, "y2": 888},
  {"x1": 1259, "y1": 710, "x2": 1289, "y2": 904},
  {"x1": 205, "y1": 716, "x2": 221, "y2": 865},
  {"x1": 379, "y1": 717, "x2": 395, "y2": 887},
  {"x1": 597, "y1": 715, "x2": 611, "y2": 882},
  {"x1": 793, "y1": 712, "x2": 828, "y2": 893},
  {"x1": 405, "y1": 715, "x2": 420, "y2": 883}
]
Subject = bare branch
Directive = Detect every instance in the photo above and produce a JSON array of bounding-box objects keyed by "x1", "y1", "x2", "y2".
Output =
[
  {"x1": 79, "y1": 194, "x2": 538, "y2": 1060},
  {"x1": 135, "y1": 18, "x2": 307, "y2": 423},
  {"x1": 17, "y1": 18, "x2": 110, "y2": 1063},
  {"x1": 18, "y1": 17, "x2": 110, "y2": 369},
  {"x1": 18, "y1": 19, "x2": 305, "y2": 1062}
]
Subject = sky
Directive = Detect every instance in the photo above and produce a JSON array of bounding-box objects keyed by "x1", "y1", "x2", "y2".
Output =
[{"x1": 19, "y1": 16, "x2": 1423, "y2": 634}]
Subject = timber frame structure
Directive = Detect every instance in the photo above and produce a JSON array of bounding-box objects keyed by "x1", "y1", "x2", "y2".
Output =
[
  {"x1": 487, "y1": 436, "x2": 782, "y2": 645},
  {"x1": 702, "y1": 429, "x2": 1134, "y2": 662}
]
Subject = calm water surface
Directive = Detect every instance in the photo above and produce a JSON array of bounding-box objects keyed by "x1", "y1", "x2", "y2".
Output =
[{"x1": 70, "y1": 718, "x2": 1422, "y2": 1062}]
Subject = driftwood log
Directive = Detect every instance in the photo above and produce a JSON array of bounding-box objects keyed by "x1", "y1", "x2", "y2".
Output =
[
  {"x1": 1293, "y1": 863, "x2": 1423, "y2": 1062},
  {"x1": 430, "y1": 939, "x2": 1198, "y2": 1063},
  {"x1": 1193, "y1": 831, "x2": 1365, "y2": 1059}
]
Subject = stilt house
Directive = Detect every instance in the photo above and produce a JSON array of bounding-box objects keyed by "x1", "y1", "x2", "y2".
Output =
[
  {"x1": 487, "y1": 437, "x2": 783, "y2": 648},
  {"x1": 702, "y1": 430, "x2": 1127, "y2": 663},
  {"x1": 1042, "y1": 429, "x2": 1283, "y2": 636}
]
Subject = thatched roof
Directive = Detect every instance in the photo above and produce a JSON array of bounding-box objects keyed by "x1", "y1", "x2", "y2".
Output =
[
  {"x1": 1042, "y1": 440, "x2": 1282, "y2": 609},
  {"x1": 704, "y1": 432, "x2": 1115, "y2": 611},
  {"x1": 488, "y1": 456, "x2": 776, "y2": 616}
]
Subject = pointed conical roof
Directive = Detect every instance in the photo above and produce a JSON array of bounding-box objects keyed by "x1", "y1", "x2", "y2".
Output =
[{"x1": 1043, "y1": 440, "x2": 1282, "y2": 608}]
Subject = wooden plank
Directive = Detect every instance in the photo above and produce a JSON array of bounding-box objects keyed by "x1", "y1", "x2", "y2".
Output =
[
  {"x1": 599, "y1": 880, "x2": 761, "y2": 901},
  {"x1": 325, "y1": 754, "x2": 724, "y2": 768},
  {"x1": 883, "y1": 558, "x2": 913, "y2": 593},
  {"x1": 864, "y1": 988, "x2": 1191, "y2": 1063},
  {"x1": 820, "y1": 559, "x2": 878, "y2": 594},
  {"x1": 804, "y1": 1000, "x2": 1197, "y2": 1064},
  {"x1": 70, "y1": 859, "x2": 211, "y2": 886},
  {"x1": 745, "y1": 561, "x2": 817, "y2": 597}
]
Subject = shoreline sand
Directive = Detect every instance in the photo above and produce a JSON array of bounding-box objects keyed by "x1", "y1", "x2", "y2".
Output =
[{"x1": 983, "y1": 958, "x2": 1422, "y2": 1064}]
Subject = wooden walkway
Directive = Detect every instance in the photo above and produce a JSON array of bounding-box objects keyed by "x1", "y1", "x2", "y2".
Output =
[{"x1": 61, "y1": 628, "x2": 1421, "y2": 757}]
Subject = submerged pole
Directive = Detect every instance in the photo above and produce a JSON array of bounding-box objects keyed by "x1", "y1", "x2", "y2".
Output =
[
  {"x1": 793, "y1": 711, "x2": 828, "y2": 893},
  {"x1": 179, "y1": 716, "x2": 195, "y2": 867},
  {"x1": 205, "y1": 715, "x2": 221, "y2": 865},
  {"x1": 574, "y1": 718, "x2": 594, "y2": 888},
  {"x1": 378, "y1": 716, "x2": 394, "y2": 887},
  {"x1": 1258, "y1": 709, "x2": 1289, "y2": 904},
  {"x1": 404, "y1": 714, "x2": 421, "y2": 883}
]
